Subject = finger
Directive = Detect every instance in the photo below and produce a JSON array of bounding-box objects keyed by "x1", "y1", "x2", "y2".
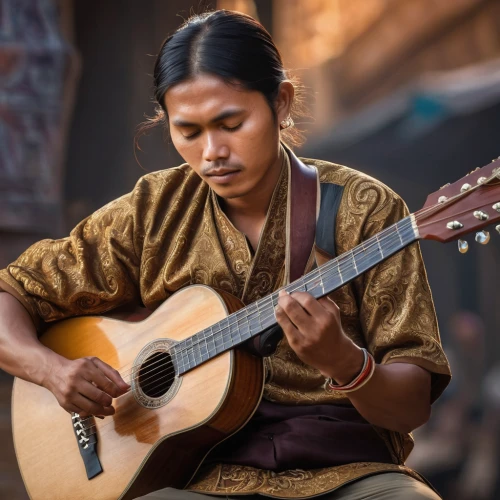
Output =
[
  {"x1": 277, "y1": 292, "x2": 314, "y2": 332},
  {"x1": 65, "y1": 403, "x2": 86, "y2": 415},
  {"x1": 275, "y1": 298, "x2": 303, "y2": 343},
  {"x1": 81, "y1": 365, "x2": 122, "y2": 399},
  {"x1": 291, "y1": 292, "x2": 327, "y2": 317},
  {"x1": 93, "y1": 357, "x2": 130, "y2": 392},
  {"x1": 317, "y1": 295, "x2": 340, "y2": 315},
  {"x1": 78, "y1": 379, "x2": 113, "y2": 408},
  {"x1": 73, "y1": 393, "x2": 115, "y2": 417},
  {"x1": 87, "y1": 358, "x2": 129, "y2": 396}
]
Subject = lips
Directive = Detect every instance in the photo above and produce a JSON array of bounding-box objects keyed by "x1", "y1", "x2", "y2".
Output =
[
  {"x1": 204, "y1": 169, "x2": 241, "y2": 185},
  {"x1": 205, "y1": 169, "x2": 240, "y2": 177}
]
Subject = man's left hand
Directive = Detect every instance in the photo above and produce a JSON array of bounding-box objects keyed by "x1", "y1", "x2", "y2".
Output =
[{"x1": 275, "y1": 290, "x2": 364, "y2": 385}]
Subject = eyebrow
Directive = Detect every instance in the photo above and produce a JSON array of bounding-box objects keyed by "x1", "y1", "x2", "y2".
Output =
[{"x1": 172, "y1": 109, "x2": 245, "y2": 127}]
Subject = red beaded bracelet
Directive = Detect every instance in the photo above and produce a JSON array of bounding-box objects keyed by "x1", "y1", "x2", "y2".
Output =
[{"x1": 325, "y1": 348, "x2": 376, "y2": 393}]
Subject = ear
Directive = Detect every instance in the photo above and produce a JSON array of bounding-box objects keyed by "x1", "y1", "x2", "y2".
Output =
[{"x1": 275, "y1": 81, "x2": 295, "y2": 124}]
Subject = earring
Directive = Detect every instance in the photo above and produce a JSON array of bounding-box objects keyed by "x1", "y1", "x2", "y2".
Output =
[{"x1": 280, "y1": 116, "x2": 294, "y2": 129}]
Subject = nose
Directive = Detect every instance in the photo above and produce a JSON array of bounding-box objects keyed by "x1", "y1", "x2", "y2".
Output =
[{"x1": 203, "y1": 132, "x2": 229, "y2": 162}]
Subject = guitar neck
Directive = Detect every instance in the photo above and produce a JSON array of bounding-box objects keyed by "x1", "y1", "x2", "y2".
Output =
[{"x1": 173, "y1": 215, "x2": 419, "y2": 375}]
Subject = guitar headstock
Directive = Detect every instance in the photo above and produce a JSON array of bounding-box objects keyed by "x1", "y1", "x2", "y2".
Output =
[{"x1": 416, "y1": 158, "x2": 500, "y2": 248}]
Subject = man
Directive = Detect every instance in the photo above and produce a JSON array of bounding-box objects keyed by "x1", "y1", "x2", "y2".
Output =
[{"x1": 0, "y1": 10, "x2": 450, "y2": 500}]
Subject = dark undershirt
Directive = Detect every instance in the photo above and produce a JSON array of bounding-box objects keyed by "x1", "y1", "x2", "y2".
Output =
[{"x1": 206, "y1": 399, "x2": 394, "y2": 471}]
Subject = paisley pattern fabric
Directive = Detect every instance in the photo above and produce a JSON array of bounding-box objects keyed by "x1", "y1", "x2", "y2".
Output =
[
  {"x1": 0, "y1": 156, "x2": 451, "y2": 498},
  {"x1": 186, "y1": 462, "x2": 429, "y2": 498}
]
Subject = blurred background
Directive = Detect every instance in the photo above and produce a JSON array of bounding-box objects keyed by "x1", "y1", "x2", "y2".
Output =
[{"x1": 1, "y1": 0, "x2": 499, "y2": 498}]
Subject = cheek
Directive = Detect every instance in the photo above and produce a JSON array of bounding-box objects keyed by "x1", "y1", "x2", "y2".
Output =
[
  {"x1": 238, "y1": 118, "x2": 278, "y2": 158},
  {"x1": 170, "y1": 134, "x2": 200, "y2": 163}
]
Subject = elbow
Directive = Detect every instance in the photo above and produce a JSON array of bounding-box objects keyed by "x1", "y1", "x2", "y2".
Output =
[{"x1": 397, "y1": 405, "x2": 431, "y2": 434}]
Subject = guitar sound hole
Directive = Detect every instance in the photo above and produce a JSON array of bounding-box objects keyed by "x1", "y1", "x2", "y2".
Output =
[{"x1": 138, "y1": 351, "x2": 174, "y2": 398}]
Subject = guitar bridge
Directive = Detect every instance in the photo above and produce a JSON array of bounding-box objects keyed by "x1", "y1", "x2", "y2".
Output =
[{"x1": 71, "y1": 413, "x2": 103, "y2": 480}]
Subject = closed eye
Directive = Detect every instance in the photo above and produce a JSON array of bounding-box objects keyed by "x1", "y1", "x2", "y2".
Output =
[
  {"x1": 223, "y1": 123, "x2": 242, "y2": 132},
  {"x1": 183, "y1": 131, "x2": 201, "y2": 140}
]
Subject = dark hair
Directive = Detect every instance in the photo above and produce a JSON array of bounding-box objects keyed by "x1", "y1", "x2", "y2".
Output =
[{"x1": 137, "y1": 9, "x2": 306, "y2": 148}]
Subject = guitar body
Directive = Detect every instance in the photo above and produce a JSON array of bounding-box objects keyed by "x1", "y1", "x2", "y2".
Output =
[{"x1": 12, "y1": 285, "x2": 264, "y2": 500}]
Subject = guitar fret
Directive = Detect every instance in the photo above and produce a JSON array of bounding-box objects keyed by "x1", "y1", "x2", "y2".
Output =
[
  {"x1": 200, "y1": 332, "x2": 209, "y2": 361},
  {"x1": 260, "y1": 296, "x2": 275, "y2": 330},
  {"x1": 236, "y1": 310, "x2": 251, "y2": 342},
  {"x1": 255, "y1": 301, "x2": 263, "y2": 330},
  {"x1": 375, "y1": 234, "x2": 384, "y2": 257},
  {"x1": 337, "y1": 259, "x2": 343, "y2": 284},
  {"x1": 209, "y1": 326, "x2": 217, "y2": 356},
  {"x1": 395, "y1": 222, "x2": 404, "y2": 245},
  {"x1": 221, "y1": 317, "x2": 231, "y2": 349},
  {"x1": 320, "y1": 272, "x2": 326, "y2": 294},
  {"x1": 213, "y1": 323, "x2": 224, "y2": 353},
  {"x1": 351, "y1": 250, "x2": 358, "y2": 274}
]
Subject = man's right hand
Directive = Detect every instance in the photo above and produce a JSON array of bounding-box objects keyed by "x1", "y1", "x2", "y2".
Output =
[{"x1": 42, "y1": 355, "x2": 130, "y2": 418}]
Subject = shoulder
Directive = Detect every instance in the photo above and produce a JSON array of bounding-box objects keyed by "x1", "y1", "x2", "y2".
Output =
[
  {"x1": 90, "y1": 163, "x2": 203, "y2": 223},
  {"x1": 133, "y1": 163, "x2": 198, "y2": 194},
  {"x1": 126, "y1": 163, "x2": 205, "y2": 207},
  {"x1": 301, "y1": 157, "x2": 407, "y2": 216}
]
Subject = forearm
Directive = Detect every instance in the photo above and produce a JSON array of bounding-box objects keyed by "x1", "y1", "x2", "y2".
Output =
[
  {"x1": 345, "y1": 361, "x2": 431, "y2": 434},
  {"x1": 276, "y1": 291, "x2": 433, "y2": 434},
  {"x1": 0, "y1": 292, "x2": 62, "y2": 386}
]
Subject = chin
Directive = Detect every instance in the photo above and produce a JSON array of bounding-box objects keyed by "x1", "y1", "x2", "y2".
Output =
[{"x1": 211, "y1": 183, "x2": 252, "y2": 200}]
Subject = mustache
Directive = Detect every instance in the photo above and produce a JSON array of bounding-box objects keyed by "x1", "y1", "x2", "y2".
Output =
[{"x1": 201, "y1": 162, "x2": 244, "y2": 176}]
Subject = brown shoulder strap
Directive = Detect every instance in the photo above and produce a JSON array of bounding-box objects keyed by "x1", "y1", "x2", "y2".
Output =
[
  {"x1": 285, "y1": 145, "x2": 318, "y2": 282},
  {"x1": 246, "y1": 146, "x2": 318, "y2": 357}
]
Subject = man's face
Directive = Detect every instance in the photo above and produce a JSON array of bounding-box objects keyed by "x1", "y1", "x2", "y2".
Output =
[{"x1": 164, "y1": 73, "x2": 283, "y2": 200}]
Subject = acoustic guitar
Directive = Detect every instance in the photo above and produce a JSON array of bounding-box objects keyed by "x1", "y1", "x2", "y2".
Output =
[{"x1": 11, "y1": 159, "x2": 500, "y2": 499}]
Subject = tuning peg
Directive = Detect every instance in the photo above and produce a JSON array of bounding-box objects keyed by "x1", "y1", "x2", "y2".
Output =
[
  {"x1": 473, "y1": 210, "x2": 489, "y2": 221},
  {"x1": 475, "y1": 231, "x2": 490, "y2": 245},
  {"x1": 458, "y1": 240, "x2": 469, "y2": 254},
  {"x1": 496, "y1": 225, "x2": 500, "y2": 235},
  {"x1": 447, "y1": 221, "x2": 464, "y2": 230}
]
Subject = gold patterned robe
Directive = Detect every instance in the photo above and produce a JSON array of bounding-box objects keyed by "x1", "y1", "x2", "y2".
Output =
[{"x1": 0, "y1": 156, "x2": 451, "y2": 498}]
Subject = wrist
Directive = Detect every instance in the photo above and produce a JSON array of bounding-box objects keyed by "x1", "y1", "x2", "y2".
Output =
[
  {"x1": 323, "y1": 342, "x2": 365, "y2": 386},
  {"x1": 325, "y1": 347, "x2": 375, "y2": 394},
  {"x1": 29, "y1": 348, "x2": 66, "y2": 389}
]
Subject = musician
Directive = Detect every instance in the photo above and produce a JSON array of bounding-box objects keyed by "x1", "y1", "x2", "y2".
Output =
[{"x1": 0, "y1": 10, "x2": 451, "y2": 500}]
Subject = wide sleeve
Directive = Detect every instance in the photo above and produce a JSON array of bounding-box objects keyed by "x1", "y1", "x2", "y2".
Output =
[
  {"x1": 338, "y1": 174, "x2": 451, "y2": 403},
  {"x1": 0, "y1": 174, "x2": 159, "y2": 332}
]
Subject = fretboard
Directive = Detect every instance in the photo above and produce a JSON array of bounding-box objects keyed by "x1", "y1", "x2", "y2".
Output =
[{"x1": 172, "y1": 215, "x2": 419, "y2": 375}]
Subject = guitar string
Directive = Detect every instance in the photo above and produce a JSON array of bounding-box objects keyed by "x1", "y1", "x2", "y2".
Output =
[
  {"x1": 107, "y1": 175, "x2": 491, "y2": 385},
  {"x1": 84, "y1": 195, "x2": 500, "y2": 436},
  {"x1": 79, "y1": 181, "x2": 492, "y2": 434},
  {"x1": 117, "y1": 178, "x2": 478, "y2": 389},
  {"x1": 129, "y1": 180, "x2": 500, "y2": 401},
  {"x1": 81, "y1": 239, "x2": 411, "y2": 438},
  {"x1": 79, "y1": 226, "x2": 416, "y2": 435},
  {"x1": 80, "y1": 172, "x2": 500, "y2": 431},
  {"x1": 81, "y1": 190, "x2": 480, "y2": 423},
  {"x1": 127, "y1": 173, "x2": 500, "y2": 382},
  {"x1": 103, "y1": 220, "x2": 410, "y2": 390},
  {"x1": 123, "y1": 223, "x2": 412, "y2": 387},
  {"x1": 79, "y1": 225, "x2": 410, "y2": 434}
]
